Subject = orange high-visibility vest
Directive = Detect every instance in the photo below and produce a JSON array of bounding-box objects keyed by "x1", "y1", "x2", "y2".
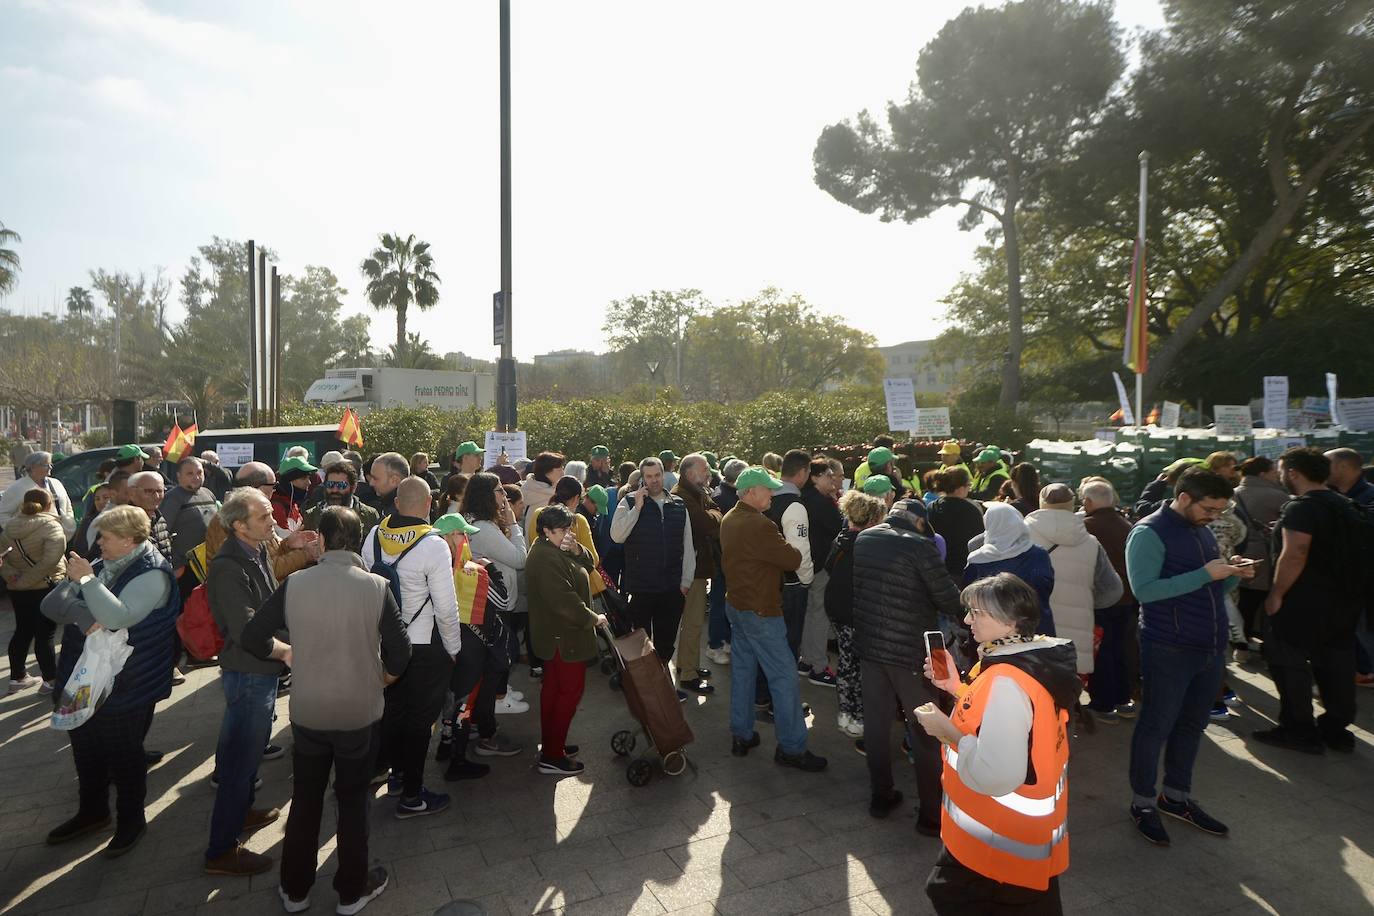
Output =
[{"x1": 941, "y1": 662, "x2": 1069, "y2": 891}]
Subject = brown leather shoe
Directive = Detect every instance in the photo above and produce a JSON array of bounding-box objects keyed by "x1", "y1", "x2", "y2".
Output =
[
  {"x1": 204, "y1": 844, "x2": 273, "y2": 876},
  {"x1": 242, "y1": 807, "x2": 281, "y2": 832}
]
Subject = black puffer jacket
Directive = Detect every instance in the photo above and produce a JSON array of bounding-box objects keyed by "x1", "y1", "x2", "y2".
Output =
[
  {"x1": 851, "y1": 515, "x2": 962, "y2": 670},
  {"x1": 822, "y1": 527, "x2": 859, "y2": 626}
]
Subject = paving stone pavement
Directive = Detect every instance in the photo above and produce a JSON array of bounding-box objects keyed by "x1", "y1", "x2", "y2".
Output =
[{"x1": 1, "y1": 601, "x2": 1373, "y2": 916}]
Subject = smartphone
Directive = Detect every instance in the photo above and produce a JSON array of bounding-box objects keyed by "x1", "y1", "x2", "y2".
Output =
[
  {"x1": 1231, "y1": 557, "x2": 1265, "y2": 567},
  {"x1": 924, "y1": 630, "x2": 949, "y2": 680}
]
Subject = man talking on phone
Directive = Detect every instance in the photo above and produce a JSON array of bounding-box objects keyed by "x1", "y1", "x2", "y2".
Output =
[
  {"x1": 851, "y1": 498, "x2": 962, "y2": 834},
  {"x1": 610, "y1": 457, "x2": 694, "y2": 690},
  {"x1": 1125, "y1": 467, "x2": 1254, "y2": 847}
]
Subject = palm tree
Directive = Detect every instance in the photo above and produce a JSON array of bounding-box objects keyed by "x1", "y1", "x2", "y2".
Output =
[
  {"x1": 65, "y1": 286, "x2": 94, "y2": 315},
  {"x1": 360, "y1": 233, "x2": 440, "y2": 363},
  {"x1": 384, "y1": 332, "x2": 444, "y2": 370},
  {"x1": 0, "y1": 221, "x2": 20, "y2": 295}
]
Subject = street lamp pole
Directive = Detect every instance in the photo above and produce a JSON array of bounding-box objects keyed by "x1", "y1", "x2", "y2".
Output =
[{"x1": 495, "y1": 0, "x2": 517, "y2": 431}]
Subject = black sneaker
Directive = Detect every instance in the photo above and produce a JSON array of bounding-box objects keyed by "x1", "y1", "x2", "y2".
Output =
[
  {"x1": 261, "y1": 744, "x2": 286, "y2": 761},
  {"x1": 538, "y1": 755, "x2": 585, "y2": 777},
  {"x1": 337, "y1": 865, "x2": 389, "y2": 915},
  {"x1": 435, "y1": 736, "x2": 452, "y2": 762},
  {"x1": 774, "y1": 748, "x2": 827, "y2": 772},
  {"x1": 144, "y1": 750, "x2": 165, "y2": 768},
  {"x1": 676, "y1": 689, "x2": 689, "y2": 703},
  {"x1": 442, "y1": 760, "x2": 491, "y2": 781},
  {"x1": 915, "y1": 819, "x2": 941, "y2": 838},
  {"x1": 679, "y1": 677, "x2": 715, "y2": 695},
  {"x1": 1130, "y1": 804, "x2": 1171, "y2": 846},
  {"x1": 46, "y1": 812, "x2": 111, "y2": 845},
  {"x1": 209, "y1": 774, "x2": 264, "y2": 792},
  {"x1": 853, "y1": 739, "x2": 866, "y2": 756},
  {"x1": 869, "y1": 789, "x2": 903, "y2": 819},
  {"x1": 1321, "y1": 729, "x2": 1356, "y2": 753},
  {"x1": 731, "y1": 732, "x2": 761, "y2": 757},
  {"x1": 694, "y1": 667, "x2": 712, "y2": 680},
  {"x1": 1252, "y1": 727, "x2": 1324, "y2": 755},
  {"x1": 1157, "y1": 795, "x2": 1228, "y2": 837}
]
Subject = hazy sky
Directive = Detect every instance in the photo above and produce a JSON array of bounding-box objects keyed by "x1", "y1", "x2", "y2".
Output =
[{"x1": 0, "y1": 0, "x2": 1166, "y2": 361}]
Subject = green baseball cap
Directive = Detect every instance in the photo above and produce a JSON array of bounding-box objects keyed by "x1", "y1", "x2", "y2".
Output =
[
  {"x1": 658, "y1": 449, "x2": 679, "y2": 464},
  {"x1": 735, "y1": 467, "x2": 783, "y2": 492},
  {"x1": 433, "y1": 513, "x2": 480, "y2": 536},
  {"x1": 116, "y1": 444, "x2": 149, "y2": 461},
  {"x1": 867, "y1": 446, "x2": 895, "y2": 468},
  {"x1": 973, "y1": 447, "x2": 1003, "y2": 464},
  {"x1": 702, "y1": 451, "x2": 719, "y2": 470},
  {"x1": 279, "y1": 456, "x2": 317, "y2": 475},
  {"x1": 454, "y1": 440, "x2": 484, "y2": 458},
  {"x1": 586, "y1": 484, "x2": 609, "y2": 513},
  {"x1": 590, "y1": 445, "x2": 610, "y2": 459},
  {"x1": 862, "y1": 475, "x2": 894, "y2": 496}
]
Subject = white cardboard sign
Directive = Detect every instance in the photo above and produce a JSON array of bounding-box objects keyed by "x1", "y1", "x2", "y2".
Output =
[{"x1": 883, "y1": 378, "x2": 919, "y2": 433}]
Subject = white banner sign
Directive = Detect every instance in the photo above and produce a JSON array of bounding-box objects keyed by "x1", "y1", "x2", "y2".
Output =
[
  {"x1": 1336, "y1": 397, "x2": 1374, "y2": 433},
  {"x1": 1213, "y1": 405, "x2": 1253, "y2": 437},
  {"x1": 1111, "y1": 372, "x2": 1135, "y2": 426},
  {"x1": 483, "y1": 431, "x2": 527, "y2": 466},
  {"x1": 216, "y1": 442, "x2": 255, "y2": 468},
  {"x1": 1328, "y1": 372, "x2": 1340, "y2": 426},
  {"x1": 912, "y1": 407, "x2": 952, "y2": 438},
  {"x1": 1263, "y1": 376, "x2": 1289, "y2": 430},
  {"x1": 1160, "y1": 400, "x2": 1181, "y2": 429},
  {"x1": 883, "y1": 378, "x2": 919, "y2": 433}
]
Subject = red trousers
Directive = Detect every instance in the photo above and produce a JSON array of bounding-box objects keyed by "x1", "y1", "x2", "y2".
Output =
[{"x1": 539, "y1": 650, "x2": 586, "y2": 761}]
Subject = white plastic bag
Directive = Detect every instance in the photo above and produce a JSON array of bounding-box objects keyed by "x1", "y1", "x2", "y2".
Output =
[{"x1": 51, "y1": 628, "x2": 133, "y2": 731}]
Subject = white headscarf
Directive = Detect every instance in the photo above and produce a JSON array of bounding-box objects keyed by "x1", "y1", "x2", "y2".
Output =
[{"x1": 967, "y1": 502, "x2": 1034, "y2": 565}]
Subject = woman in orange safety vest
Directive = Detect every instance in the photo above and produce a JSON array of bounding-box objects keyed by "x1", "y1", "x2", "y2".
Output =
[{"x1": 915, "y1": 572, "x2": 1081, "y2": 915}]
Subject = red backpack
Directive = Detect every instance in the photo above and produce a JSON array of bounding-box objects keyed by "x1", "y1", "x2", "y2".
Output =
[{"x1": 177, "y1": 583, "x2": 223, "y2": 661}]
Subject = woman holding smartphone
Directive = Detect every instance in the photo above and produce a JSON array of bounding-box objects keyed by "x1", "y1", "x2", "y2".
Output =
[{"x1": 915, "y1": 572, "x2": 1079, "y2": 915}]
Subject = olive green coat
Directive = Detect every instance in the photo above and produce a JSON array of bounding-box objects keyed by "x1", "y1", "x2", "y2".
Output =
[{"x1": 526, "y1": 535, "x2": 600, "y2": 663}]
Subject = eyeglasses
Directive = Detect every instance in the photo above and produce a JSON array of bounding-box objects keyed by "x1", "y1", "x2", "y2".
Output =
[{"x1": 324, "y1": 480, "x2": 350, "y2": 491}]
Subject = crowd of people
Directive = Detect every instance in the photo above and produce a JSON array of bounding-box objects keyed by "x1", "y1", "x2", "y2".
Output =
[{"x1": 0, "y1": 432, "x2": 1370, "y2": 914}]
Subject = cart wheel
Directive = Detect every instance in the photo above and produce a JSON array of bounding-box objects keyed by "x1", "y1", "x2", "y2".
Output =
[
  {"x1": 626, "y1": 758, "x2": 654, "y2": 787},
  {"x1": 662, "y1": 750, "x2": 688, "y2": 776},
  {"x1": 611, "y1": 730, "x2": 636, "y2": 757},
  {"x1": 608, "y1": 671, "x2": 623, "y2": 691},
  {"x1": 600, "y1": 657, "x2": 616, "y2": 676}
]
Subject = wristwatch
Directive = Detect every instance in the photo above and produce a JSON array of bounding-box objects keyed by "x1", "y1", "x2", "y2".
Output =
[{"x1": 77, "y1": 574, "x2": 94, "y2": 587}]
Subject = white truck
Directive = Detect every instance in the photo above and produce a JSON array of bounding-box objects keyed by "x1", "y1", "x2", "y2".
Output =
[{"x1": 304, "y1": 367, "x2": 495, "y2": 412}]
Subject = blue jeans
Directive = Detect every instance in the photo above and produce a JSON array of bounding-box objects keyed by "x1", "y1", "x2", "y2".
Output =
[
  {"x1": 206, "y1": 670, "x2": 278, "y2": 860},
  {"x1": 726, "y1": 605, "x2": 807, "y2": 755},
  {"x1": 707, "y1": 573, "x2": 731, "y2": 650},
  {"x1": 1128, "y1": 640, "x2": 1224, "y2": 808}
]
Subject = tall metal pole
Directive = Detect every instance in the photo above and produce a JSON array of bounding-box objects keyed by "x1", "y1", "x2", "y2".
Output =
[
  {"x1": 1135, "y1": 150, "x2": 1148, "y2": 428},
  {"x1": 258, "y1": 251, "x2": 268, "y2": 427},
  {"x1": 496, "y1": 0, "x2": 517, "y2": 431},
  {"x1": 247, "y1": 240, "x2": 258, "y2": 426},
  {"x1": 271, "y1": 267, "x2": 281, "y2": 427}
]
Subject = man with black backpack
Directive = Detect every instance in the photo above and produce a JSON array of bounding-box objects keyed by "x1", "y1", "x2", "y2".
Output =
[
  {"x1": 362, "y1": 477, "x2": 462, "y2": 818},
  {"x1": 1254, "y1": 447, "x2": 1366, "y2": 755}
]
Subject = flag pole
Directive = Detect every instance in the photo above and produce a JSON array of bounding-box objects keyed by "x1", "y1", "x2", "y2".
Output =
[{"x1": 1135, "y1": 150, "x2": 1148, "y2": 427}]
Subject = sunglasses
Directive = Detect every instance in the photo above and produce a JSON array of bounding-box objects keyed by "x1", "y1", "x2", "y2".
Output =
[{"x1": 324, "y1": 481, "x2": 350, "y2": 491}]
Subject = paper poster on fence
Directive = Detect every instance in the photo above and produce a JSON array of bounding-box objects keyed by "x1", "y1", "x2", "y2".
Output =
[
  {"x1": 1336, "y1": 397, "x2": 1374, "y2": 433},
  {"x1": 1213, "y1": 405, "x2": 1253, "y2": 437},
  {"x1": 216, "y1": 443, "x2": 255, "y2": 468},
  {"x1": 1253, "y1": 437, "x2": 1307, "y2": 460},
  {"x1": 483, "y1": 431, "x2": 527, "y2": 465},
  {"x1": 1160, "y1": 401, "x2": 1181, "y2": 428},
  {"x1": 912, "y1": 407, "x2": 952, "y2": 438},
  {"x1": 1328, "y1": 373, "x2": 1340, "y2": 426},
  {"x1": 1263, "y1": 376, "x2": 1289, "y2": 430},
  {"x1": 883, "y1": 378, "x2": 919, "y2": 433}
]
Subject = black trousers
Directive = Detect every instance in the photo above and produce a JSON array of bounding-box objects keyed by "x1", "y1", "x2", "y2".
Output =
[
  {"x1": 281, "y1": 722, "x2": 380, "y2": 903},
  {"x1": 1263, "y1": 620, "x2": 1357, "y2": 741},
  {"x1": 70, "y1": 703, "x2": 155, "y2": 828},
  {"x1": 8, "y1": 586, "x2": 56, "y2": 681},
  {"x1": 926, "y1": 846, "x2": 1063, "y2": 915},
  {"x1": 629, "y1": 590, "x2": 685, "y2": 662},
  {"x1": 447, "y1": 628, "x2": 509, "y2": 743},
  {"x1": 379, "y1": 640, "x2": 452, "y2": 797},
  {"x1": 861, "y1": 660, "x2": 943, "y2": 827},
  {"x1": 1237, "y1": 588, "x2": 1266, "y2": 642}
]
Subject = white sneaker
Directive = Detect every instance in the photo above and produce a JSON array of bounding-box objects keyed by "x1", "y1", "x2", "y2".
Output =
[
  {"x1": 837, "y1": 713, "x2": 864, "y2": 738},
  {"x1": 494, "y1": 695, "x2": 530, "y2": 715},
  {"x1": 506, "y1": 689, "x2": 525, "y2": 702},
  {"x1": 38, "y1": 680, "x2": 55, "y2": 696},
  {"x1": 7, "y1": 675, "x2": 41, "y2": 694},
  {"x1": 704, "y1": 647, "x2": 731, "y2": 666}
]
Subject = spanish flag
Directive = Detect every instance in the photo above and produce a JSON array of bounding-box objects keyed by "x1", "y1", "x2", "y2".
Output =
[
  {"x1": 337, "y1": 408, "x2": 363, "y2": 449},
  {"x1": 165, "y1": 422, "x2": 197, "y2": 463}
]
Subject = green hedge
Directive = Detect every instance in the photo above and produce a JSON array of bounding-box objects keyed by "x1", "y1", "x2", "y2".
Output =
[{"x1": 278, "y1": 393, "x2": 1032, "y2": 470}]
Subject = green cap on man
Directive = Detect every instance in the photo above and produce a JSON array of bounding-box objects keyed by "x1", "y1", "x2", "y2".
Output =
[
  {"x1": 116, "y1": 444, "x2": 149, "y2": 461},
  {"x1": 659, "y1": 449, "x2": 679, "y2": 464},
  {"x1": 454, "y1": 440, "x2": 484, "y2": 458},
  {"x1": 587, "y1": 484, "x2": 609, "y2": 514},
  {"x1": 433, "y1": 513, "x2": 480, "y2": 536},
  {"x1": 735, "y1": 467, "x2": 783, "y2": 492},
  {"x1": 862, "y1": 475, "x2": 894, "y2": 496},
  {"x1": 867, "y1": 446, "x2": 895, "y2": 468}
]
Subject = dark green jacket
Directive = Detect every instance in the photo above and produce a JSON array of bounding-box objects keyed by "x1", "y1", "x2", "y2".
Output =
[
  {"x1": 302, "y1": 495, "x2": 380, "y2": 537},
  {"x1": 526, "y1": 535, "x2": 600, "y2": 662}
]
